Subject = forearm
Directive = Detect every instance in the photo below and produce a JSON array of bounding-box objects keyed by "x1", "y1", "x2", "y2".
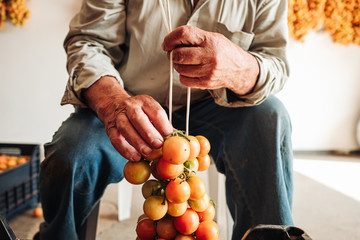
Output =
[
  {"x1": 84, "y1": 76, "x2": 130, "y2": 122},
  {"x1": 226, "y1": 47, "x2": 260, "y2": 96}
]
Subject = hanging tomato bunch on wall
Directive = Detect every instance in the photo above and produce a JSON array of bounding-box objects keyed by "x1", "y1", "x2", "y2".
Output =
[
  {"x1": 0, "y1": 0, "x2": 31, "y2": 29},
  {"x1": 288, "y1": 0, "x2": 360, "y2": 46}
]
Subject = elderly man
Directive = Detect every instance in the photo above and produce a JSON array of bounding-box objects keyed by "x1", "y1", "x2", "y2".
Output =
[{"x1": 36, "y1": 0, "x2": 293, "y2": 239}]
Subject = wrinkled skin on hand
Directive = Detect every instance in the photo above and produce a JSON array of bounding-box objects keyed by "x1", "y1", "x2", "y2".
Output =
[
  {"x1": 162, "y1": 25, "x2": 259, "y2": 96},
  {"x1": 84, "y1": 77, "x2": 173, "y2": 161}
]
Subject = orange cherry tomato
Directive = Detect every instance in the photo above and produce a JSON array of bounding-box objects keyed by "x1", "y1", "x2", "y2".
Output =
[
  {"x1": 144, "y1": 147, "x2": 163, "y2": 161},
  {"x1": 162, "y1": 136, "x2": 190, "y2": 164},
  {"x1": 197, "y1": 154, "x2": 211, "y2": 172},
  {"x1": 7, "y1": 159, "x2": 17, "y2": 168},
  {"x1": 196, "y1": 135, "x2": 211, "y2": 157},
  {"x1": 195, "y1": 220, "x2": 219, "y2": 240},
  {"x1": 165, "y1": 178, "x2": 191, "y2": 203},
  {"x1": 175, "y1": 234, "x2": 196, "y2": 240},
  {"x1": 174, "y1": 208, "x2": 200, "y2": 235},
  {"x1": 123, "y1": 160, "x2": 151, "y2": 185},
  {"x1": 33, "y1": 207, "x2": 43, "y2": 218},
  {"x1": 188, "y1": 194, "x2": 210, "y2": 212},
  {"x1": 187, "y1": 135, "x2": 201, "y2": 160},
  {"x1": 187, "y1": 175, "x2": 206, "y2": 200},
  {"x1": 157, "y1": 157, "x2": 184, "y2": 180},
  {"x1": 143, "y1": 195, "x2": 168, "y2": 220},
  {"x1": 197, "y1": 203, "x2": 216, "y2": 222},
  {"x1": 167, "y1": 201, "x2": 188, "y2": 217}
]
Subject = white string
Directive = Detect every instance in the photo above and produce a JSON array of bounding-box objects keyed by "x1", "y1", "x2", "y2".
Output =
[
  {"x1": 159, "y1": 0, "x2": 173, "y2": 124},
  {"x1": 168, "y1": 52, "x2": 174, "y2": 125},
  {"x1": 165, "y1": 0, "x2": 172, "y2": 30},
  {"x1": 158, "y1": 0, "x2": 170, "y2": 33},
  {"x1": 185, "y1": 87, "x2": 191, "y2": 136},
  {"x1": 159, "y1": 0, "x2": 191, "y2": 135}
]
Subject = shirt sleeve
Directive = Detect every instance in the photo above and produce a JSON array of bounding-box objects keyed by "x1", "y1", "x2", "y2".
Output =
[
  {"x1": 61, "y1": 0, "x2": 127, "y2": 107},
  {"x1": 209, "y1": 0, "x2": 290, "y2": 108}
]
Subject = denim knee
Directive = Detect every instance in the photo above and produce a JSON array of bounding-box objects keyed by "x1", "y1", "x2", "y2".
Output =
[
  {"x1": 248, "y1": 95, "x2": 292, "y2": 132},
  {"x1": 40, "y1": 108, "x2": 125, "y2": 196},
  {"x1": 41, "y1": 109, "x2": 100, "y2": 178}
]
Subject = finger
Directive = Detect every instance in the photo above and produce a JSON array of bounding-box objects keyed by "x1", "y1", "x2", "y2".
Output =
[
  {"x1": 170, "y1": 46, "x2": 210, "y2": 65},
  {"x1": 162, "y1": 25, "x2": 206, "y2": 51},
  {"x1": 179, "y1": 75, "x2": 217, "y2": 90},
  {"x1": 115, "y1": 112, "x2": 154, "y2": 158},
  {"x1": 126, "y1": 107, "x2": 167, "y2": 149},
  {"x1": 142, "y1": 103, "x2": 173, "y2": 138},
  {"x1": 107, "y1": 127, "x2": 142, "y2": 161},
  {"x1": 173, "y1": 63, "x2": 213, "y2": 78}
]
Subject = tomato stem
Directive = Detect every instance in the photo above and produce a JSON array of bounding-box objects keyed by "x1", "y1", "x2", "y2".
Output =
[
  {"x1": 210, "y1": 199, "x2": 216, "y2": 207},
  {"x1": 171, "y1": 130, "x2": 191, "y2": 141},
  {"x1": 183, "y1": 164, "x2": 191, "y2": 173},
  {"x1": 161, "y1": 193, "x2": 167, "y2": 205}
]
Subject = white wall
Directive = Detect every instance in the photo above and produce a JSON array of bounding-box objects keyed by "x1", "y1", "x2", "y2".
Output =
[
  {"x1": 0, "y1": 0, "x2": 80, "y2": 145},
  {"x1": 278, "y1": 31, "x2": 360, "y2": 151},
  {"x1": 0, "y1": 2, "x2": 359, "y2": 151}
]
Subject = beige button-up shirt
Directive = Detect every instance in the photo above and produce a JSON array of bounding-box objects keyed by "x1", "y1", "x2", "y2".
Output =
[{"x1": 62, "y1": 0, "x2": 289, "y2": 109}]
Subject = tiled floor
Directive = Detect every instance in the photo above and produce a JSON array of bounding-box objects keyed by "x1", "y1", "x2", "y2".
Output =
[{"x1": 7, "y1": 154, "x2": 360, "y2": 240}]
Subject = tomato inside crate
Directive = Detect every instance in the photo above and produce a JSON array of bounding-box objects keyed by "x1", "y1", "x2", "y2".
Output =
[{"x1": 0, "y1": 144, "x2": 40, "y2": 219}]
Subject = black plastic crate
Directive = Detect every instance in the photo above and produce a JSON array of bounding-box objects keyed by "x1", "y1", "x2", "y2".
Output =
[{"x1": 0, "y1": 143, "x2": 40, "y2": 219}]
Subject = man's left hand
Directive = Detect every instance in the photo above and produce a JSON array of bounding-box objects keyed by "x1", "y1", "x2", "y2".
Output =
[{"x1": 162, "y1": 25, "x2": 259, "y2": 96}]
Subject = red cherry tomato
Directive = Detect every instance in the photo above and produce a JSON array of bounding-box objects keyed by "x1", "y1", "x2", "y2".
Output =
[
  {"x1": 157, "y1": 157, "x2": 184, "y2": 180},
  {"x1": 156, "y1": 217, "x2": 178, "y2": 240},
  {"x1": 195, "y1": 220, "x2": 219, "y2": 240},
  {"x1": 136, "y1": 218, "x2": 156, "y2": 240},
  {"x1": 150, "y1": 159, "x2": 165, "y2": 181},
  {"x1": 174, "y1": 208, "x2": 199, "y2": 235}
]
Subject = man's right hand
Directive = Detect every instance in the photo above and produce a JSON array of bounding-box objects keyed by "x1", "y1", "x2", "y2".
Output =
[{"x1": 84, "y1": 76, "x2": 173, "y2": 161}]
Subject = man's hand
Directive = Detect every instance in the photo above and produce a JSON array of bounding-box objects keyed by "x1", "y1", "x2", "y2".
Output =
[
  {"x1": 162, "y1": 25, "x2": 259, "y2": 95},
  {"x1": 84, "y1": 76, "x2": 173, "y2": 161}
]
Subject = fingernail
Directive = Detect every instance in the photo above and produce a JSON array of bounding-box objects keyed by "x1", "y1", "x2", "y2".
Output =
[
  {"x1": 141, "y1": 146, "x2": 153, "y2": 156},
  {"x1": 152, "y1": 139, "x2": 163, "y2": 148}
]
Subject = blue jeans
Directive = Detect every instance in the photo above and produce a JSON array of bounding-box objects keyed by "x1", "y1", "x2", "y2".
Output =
[{"x1": 38, "y1": 95, "x2": 293, "y2": 240}]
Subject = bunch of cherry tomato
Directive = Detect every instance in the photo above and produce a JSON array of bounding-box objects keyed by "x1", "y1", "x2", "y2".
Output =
[
  {"x1": 123, "y1": 131, "x2": 219, "y2": 240},
  {"x1": 0, "y1": 154, "x2": 29, "y2": 173}
]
